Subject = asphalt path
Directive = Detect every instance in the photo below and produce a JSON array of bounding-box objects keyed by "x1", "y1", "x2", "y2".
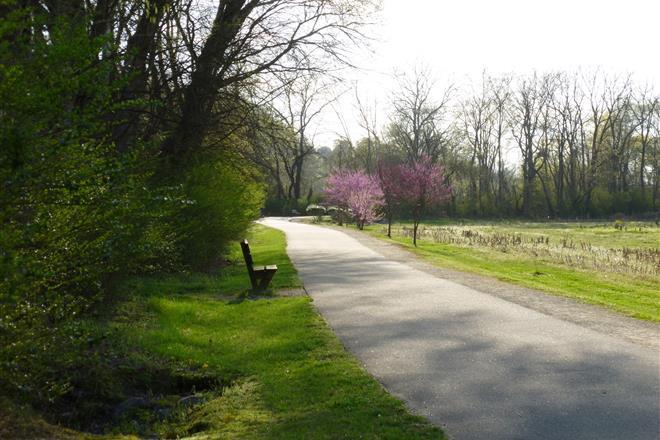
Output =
[{"x1": 261, "y1": 218, "x2": 660, "y2": 440}]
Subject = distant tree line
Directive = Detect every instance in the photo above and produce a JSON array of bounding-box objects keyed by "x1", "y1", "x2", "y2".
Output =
[
  {"x1": 260, "y1": 69, "x2": 658, "y2": 220},
  {"x1": 451, "y1": 71, "x2": 659, "y2": 218}
]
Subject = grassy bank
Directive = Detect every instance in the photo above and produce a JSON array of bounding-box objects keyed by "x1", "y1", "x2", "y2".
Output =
[
  {"x1": 2, "y1": 225, "x2": 442, "y2": 439},
  {"x1": 358, "y1": 221, "x2": 659, "y2": 322}
]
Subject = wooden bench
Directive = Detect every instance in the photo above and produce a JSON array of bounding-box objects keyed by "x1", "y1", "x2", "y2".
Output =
[{"x1": 240, "y1": 239, "x2": 278, "y2": 292}]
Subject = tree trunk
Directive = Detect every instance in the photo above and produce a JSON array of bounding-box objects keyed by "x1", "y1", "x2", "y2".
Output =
[
  {"x1": 160, "y1": 1, "x2": 256, "y2": 162},
  {"x1": 387, "y1": 212, "x2": 392, "y2": 238},
  {"x1": 522, "y1": 151, "x2": 536, "y2": 217},
  {"x1": 538, "y1": 172, "x2": 555, "y2": 218},
  {"x1": 640, "y1": 137, "x2": 647, "y2": 199},
  {"x1": 113, "y1": 0, "x2": 171, "y2": 154},
  {"x1": 413, "y1": 221, "x2": 419, "y2": 247}
]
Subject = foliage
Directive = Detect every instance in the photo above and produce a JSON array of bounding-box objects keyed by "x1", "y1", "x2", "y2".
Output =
[
  {"x1": 180, "y1": 159, "x2": 265, "y2": 270},
  {"x1": 0, "y1": 0, "x2": 378, "y2": 432},
  {"x1": 0, "y1": 13, "x2": 174, "y2": 407},
  {"x1": 306, "y1": 204, "x2": 326, "y2": 216},
  {"x1": 0, "y1": 6, "x2": 261, "y2": 413},
  {"x1": 326, "y1": 206, "x2": 352, "y2": 226},
  {"x1": 324, "y1": 170, "x2": 384, "y2": 229},
  {"x1": 306, "y1": 204, "x2": 327, "y2": 223}
]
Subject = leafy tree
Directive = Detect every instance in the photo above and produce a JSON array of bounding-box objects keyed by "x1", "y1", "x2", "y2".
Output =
[{"x1": 0, "y1": 9, "x2": 182, "y2": 406}]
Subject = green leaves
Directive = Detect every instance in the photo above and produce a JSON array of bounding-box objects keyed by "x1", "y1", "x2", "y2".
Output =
[{"x1": 0, "y1": 3, "x2": 264, "y2": 412}]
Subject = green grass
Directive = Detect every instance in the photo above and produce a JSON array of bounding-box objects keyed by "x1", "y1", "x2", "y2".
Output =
[
  {"x1": 359, "y1": 221, "x2": 660, "y2": 323},
  {"x1": 124, "y1": 226, "x2": 302, "y2": 301},
  {"x1": 108, "y1": 225, "x2": 443, "y2": 439},
  {"x1": 2, "y1": 224, "x2": 441, "y2": 439}
]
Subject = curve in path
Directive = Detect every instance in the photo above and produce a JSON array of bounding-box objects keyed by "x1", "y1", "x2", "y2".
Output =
[{"x1": 262, "y1": 218, "x2": 660, "y2": 440}]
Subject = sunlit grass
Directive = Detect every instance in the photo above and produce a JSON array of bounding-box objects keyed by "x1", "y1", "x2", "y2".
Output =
[
  {"x1": 360, "y1": 221, "x2": 660, "y2": 322},
  {"x1": 112, "y1": 224, "x2": 443, "y2": 439}
]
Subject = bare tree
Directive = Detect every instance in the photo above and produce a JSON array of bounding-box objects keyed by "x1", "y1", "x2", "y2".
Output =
[
  {"x1": 489, "y1": 75, "x2": 513, "y2": 209},
  {"x1": 632, "y1": 85, "x2": 658, "y2": 200},
  {"x1": 354, "y1": 86, "x2": 381, "y2": 173},
  {"x1": 159, "y1": 0, "x2": 376, "y2": 165},
  {"x1": 321, "y1": 67, "x2": 658, "y2": 219},
  {"x1": 510, "y1": 73, "x2": 553, "y2": 216},
  {"x1": 544, "y1": 72, "x2": 586, "y2": 215},
  {"x1": 652, "y1": 104, "x2": 660, "y2": 210},
  {"x1": 459, "y1": 72, "x2": 504, "y2": 214},
  {"x1": 260, "y1": 73, "x2": 339, "y2": 201},
  {"x1": 602, "y1": 76, "x2": 638, "y2": 193},
  {"x1": 388, "y1": 67, "x2": 453, "y2": 163}
]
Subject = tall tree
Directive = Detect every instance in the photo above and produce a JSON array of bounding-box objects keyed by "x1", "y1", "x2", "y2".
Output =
[
  {"x1": 632, "y1": 85, "x2": 658, "y2": 200},
  {"x1": 510, "y1": 73, "x2": 553, "y2": 216},
  {"x1": 389, "y1": 68, "x2": 453, "y2": 163},
  {"x1": 159, "y1": 0, "x2": 374, "y2": 166}
]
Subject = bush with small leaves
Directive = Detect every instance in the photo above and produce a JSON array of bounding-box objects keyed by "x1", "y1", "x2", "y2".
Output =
[{"x1": 306, "y1": 204, "x2": 326, "y2": 222}]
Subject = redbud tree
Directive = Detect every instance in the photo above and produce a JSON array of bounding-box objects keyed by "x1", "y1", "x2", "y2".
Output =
[
  {"x1": 397, "y1": 157, "x2": 451, "y2": 246},
  {"x1": 324, "y1": 170, "x2": 384, "y2": 230}
]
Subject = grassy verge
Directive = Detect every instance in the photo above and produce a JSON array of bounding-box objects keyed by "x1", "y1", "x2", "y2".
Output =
[
  {"x1": 116, "y1": 224, "x2": 442, "y2": 438},
  {"x1": 2, "y1": 224, "x2": 442, "y2": 439},
  {"x1": 356, "y1": 222, "x2": 659, "y2": 323}
]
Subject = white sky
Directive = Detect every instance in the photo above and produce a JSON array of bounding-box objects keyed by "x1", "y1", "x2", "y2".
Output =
[{"x1": 312, "y1": 0, "x2": 660, "y2": 148}]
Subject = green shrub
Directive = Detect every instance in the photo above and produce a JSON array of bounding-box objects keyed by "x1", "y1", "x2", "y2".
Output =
[
  {"x1": 0, "y1": 4, "x2": 264, "y2": 415},
  {"x1": 264, "y1": 197, "x2": 289, "y2": 215},
  {"x1": 306, "y1": 204, "x2": 326, "y2": 222},
  {"x1": 327, "y1": 206, "x2": 353, "y2": 226},
  {"x1": 179, "y1": 160, "x2": 264, "y2": 270},
  {"x1": 0, "y1": 13, "x2": 182, "y2": 408}
]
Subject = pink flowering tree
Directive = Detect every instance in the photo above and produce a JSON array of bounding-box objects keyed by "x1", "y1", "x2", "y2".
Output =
[
  {"x1": 324, "y1": 170, "x2": 384, "y2": 229},
  {"x1": 397, "y1": 157, "x2": 452, "y2": 246}
]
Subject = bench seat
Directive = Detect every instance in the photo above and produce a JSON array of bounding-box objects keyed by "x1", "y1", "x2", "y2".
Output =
[{"x1": 254, "y1": 265, "x2": 278, "y2": 272}]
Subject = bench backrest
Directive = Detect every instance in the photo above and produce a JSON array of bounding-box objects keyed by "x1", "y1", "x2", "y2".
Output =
[{"x1": 240, "y1": 239, "x2": 257, "y2": 288}]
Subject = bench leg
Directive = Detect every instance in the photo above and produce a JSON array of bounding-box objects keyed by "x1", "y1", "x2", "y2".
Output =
[{"x1": 256, "y1": 270, "x2": 277, "y2": 292}]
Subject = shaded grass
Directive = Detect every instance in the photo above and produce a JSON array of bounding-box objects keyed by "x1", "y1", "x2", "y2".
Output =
[
  {"x1": 123, "y1": 225, "x2": 301, "y2": 300},
  {"x1": 111, "y1": 224, "x2": 443, "y2": 439},
  {"x1": 359, "y1": 222, "x2": 660, "y2": 323},
  {"x1": 0, "y1": 398, "x2": 87, "y2": 440}
]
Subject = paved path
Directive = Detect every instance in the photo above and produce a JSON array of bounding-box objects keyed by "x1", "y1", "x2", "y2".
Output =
[{"x1": 262, "y1": 218, "x2": 660, "y2": 440}]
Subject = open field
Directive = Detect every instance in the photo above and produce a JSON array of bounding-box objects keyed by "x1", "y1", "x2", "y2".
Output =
[
  {"x1": 1, "y1": 225, "x2": 442, "y2": 439},
  {"x1": 356, "y1": 220, "x2": 660, "y2": 322},
  {"x1": 389, "y1": 219, "x2": 660, "y2": 248}
]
